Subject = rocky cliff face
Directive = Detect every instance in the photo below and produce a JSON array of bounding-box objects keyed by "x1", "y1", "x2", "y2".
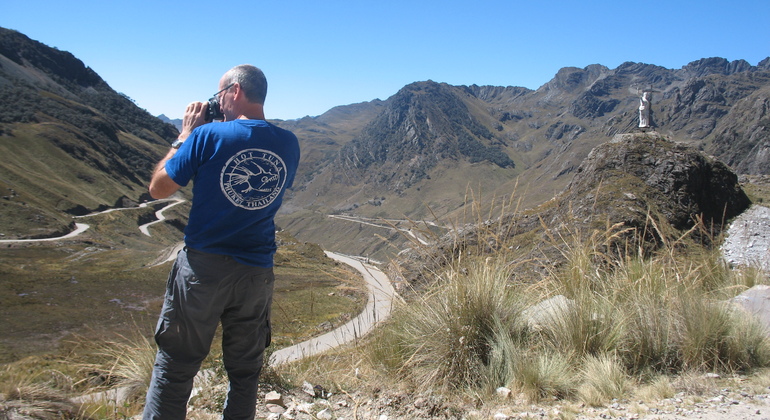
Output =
[{"x1": 335, "y1": 81, "x2": 514, "y2": 192}]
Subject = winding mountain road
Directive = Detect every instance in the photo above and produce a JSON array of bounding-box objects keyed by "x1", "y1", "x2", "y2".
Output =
[
  {"x1": 270, "y1": 252, "x2": 396, "y2": 365},
  {"x1": 0, "y1": 198, "x2": 185, "y2": 243},
  {"x1": 138, "y1": 198, "x2": 186, "y2": 236},
  {"x1": 0, "y1": 223, "x2": 90, "y2": 243}
]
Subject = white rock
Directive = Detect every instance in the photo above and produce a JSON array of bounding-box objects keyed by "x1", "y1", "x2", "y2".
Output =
[
  {"x1": 265, "y1": 390, "x2": 284, "y2": 406},
  {"x1": 496, "y1": 386, "x2": 512, "y2": 399},
  {"x1": 302, "y1": 381, "x2": 317, "y2": 397},
  {"x1": 266, "y1": 403, "x2": 285, "y2": 414}
]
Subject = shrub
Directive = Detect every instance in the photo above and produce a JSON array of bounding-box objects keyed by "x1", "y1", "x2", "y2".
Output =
[
  {"x1": 578, "y1": 354, "x2": 631, "y2": 406},
  {"x1": 394, "y1": 258, "x2": 525, "y2": 391}
]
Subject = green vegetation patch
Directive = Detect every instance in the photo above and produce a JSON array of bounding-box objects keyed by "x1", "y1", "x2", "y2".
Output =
[{"x1": 273, "y1": 265, "x2": 366, "y2": 348}]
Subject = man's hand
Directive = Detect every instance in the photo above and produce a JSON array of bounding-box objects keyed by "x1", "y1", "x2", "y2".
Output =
[{"x1": 178, "y1": 101, "x2": 209, "y2": 141}]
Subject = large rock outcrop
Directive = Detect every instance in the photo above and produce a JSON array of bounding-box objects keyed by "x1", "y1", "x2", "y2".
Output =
[
  {"x1": 560, "y1": 132, "x2": 750, "y2": 234},
  {"x1": 392, "y1": 132, "x2": 752, "y2": 289}
]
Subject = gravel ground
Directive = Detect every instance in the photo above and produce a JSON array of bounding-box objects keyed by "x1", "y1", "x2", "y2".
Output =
[{"x1": 250, "y1": 383, "x2": 770, "y2": 419}]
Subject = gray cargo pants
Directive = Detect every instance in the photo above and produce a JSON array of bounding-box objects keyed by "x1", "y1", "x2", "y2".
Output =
[{"x1": 142, "y1": 247, "x2": 274, "y2": 420}]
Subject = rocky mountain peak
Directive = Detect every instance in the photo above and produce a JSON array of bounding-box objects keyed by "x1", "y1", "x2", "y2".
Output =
[
  {"x1": 334, "y1": 80, "x2": 514, "y2": 191},
  {"x1": 680, "y1": 57, "x2": 754, "y2": 79},
  {"x1": 463, "y1": 84, "x2": 532, "y2": 102},
  {"x1": 538, "y1": 64, "x2": 611, "y2": 97}
]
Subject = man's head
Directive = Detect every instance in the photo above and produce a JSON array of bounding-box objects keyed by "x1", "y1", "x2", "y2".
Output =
[
  {"x1": 221, "y1": 65, "x2": 268, "y2": 105},
  {"x1": 217, "y1": 65, "x2": 268, "y2": 121}
]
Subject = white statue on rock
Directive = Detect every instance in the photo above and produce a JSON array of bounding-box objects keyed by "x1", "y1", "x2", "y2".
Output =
[{"x1": 638, "y1": 91, "x2": 651, "y2": 129}]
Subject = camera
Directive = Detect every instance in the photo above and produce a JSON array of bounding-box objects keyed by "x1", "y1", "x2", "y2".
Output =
[{"x1": 205, "y1": 97, "x2": 224, "y2": 121}]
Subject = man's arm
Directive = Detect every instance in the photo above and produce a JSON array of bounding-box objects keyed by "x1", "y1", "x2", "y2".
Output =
[
  {"x1": 148, "y1": 101, "x2": 208, "y2": 199},
  {"x1": 148, "y1": 149, "x2": 182, "y2": 199}
]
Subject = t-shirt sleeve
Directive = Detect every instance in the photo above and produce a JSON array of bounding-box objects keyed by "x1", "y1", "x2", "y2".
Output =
[{"x1": 283, "y1": 131, "x2": 301, "y2": 190}]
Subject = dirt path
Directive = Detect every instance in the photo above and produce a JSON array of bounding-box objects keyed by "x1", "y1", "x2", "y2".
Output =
[{"x1": 0, "y1": 198, "x2": 185, "y2": 244}]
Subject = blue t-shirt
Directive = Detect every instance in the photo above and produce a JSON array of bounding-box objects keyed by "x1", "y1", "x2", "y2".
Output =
[{"x1": 165, "y1": 119, "x2": 300, "y2": 267}]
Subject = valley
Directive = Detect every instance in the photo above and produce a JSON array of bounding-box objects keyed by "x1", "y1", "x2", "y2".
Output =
[{"x1": 0, "y1": 198, "x2": 367, "y2": 364}]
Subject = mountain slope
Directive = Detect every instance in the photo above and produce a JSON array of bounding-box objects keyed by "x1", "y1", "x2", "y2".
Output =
[
  {"x1": 0, "y1": 27, "x2": 177, "y2": 238},
  {"x1": 277, "y1": 57, "x2": 769, "y2": 258}
]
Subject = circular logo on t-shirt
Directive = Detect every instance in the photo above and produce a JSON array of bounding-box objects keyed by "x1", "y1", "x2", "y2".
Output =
[{"x1": 220, "y1": 149, "x2": 287, "y2": 210}]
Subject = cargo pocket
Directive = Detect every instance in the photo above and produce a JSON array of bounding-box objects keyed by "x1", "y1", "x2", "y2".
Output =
[{"x1": 265, "y1": 318, "x2": 272, "y2": 348}]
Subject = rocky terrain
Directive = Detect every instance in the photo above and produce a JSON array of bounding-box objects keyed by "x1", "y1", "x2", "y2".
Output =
[
  {"x1": 277, "y1": 58, "x2": 770, "y2": 260},
  {"x1": 247, "y1": 380, "x2": 770, "y2": 419},
  {"x1": 248, "y1": 135, "x2": 770, "y2": 420}
]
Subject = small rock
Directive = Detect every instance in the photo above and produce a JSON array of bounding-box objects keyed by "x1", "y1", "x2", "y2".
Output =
[
  {"x1": 704, "y1": 372, "x2": 721, "y2": 379},
  {"x1": 317, "y1": 408, "x2": 333, "y2": 419},
  {"x1": 414, "y1": 397, "x2": 428, "y2": 408},
  {"x1": 266, "y1": 403, "x2": 285, "y2": 414},
  {"x1": 264, "y1": 391, "x2": 284, "y2": 406},
  {"x1": 302, "y1": 381, "x2": 316, "y2": 397},
  {"x1": 493, "y1": 413, "x2": 510, "y2": 420},
  {"x1": 296, "y1": 402, "x2": 314, "y2": 414},
  {"x1": 496, "y1": 386, "x2": 512, "y2": 399}
]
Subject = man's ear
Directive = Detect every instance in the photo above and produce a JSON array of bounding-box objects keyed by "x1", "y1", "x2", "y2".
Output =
[{"x1": 231, "y1": 83, "x2": 242, "y2": 99}]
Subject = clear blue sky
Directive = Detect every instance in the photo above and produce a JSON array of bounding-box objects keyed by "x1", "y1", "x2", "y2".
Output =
[{"x1": 3, "y1": 1, "x2": 769, "y2": 121}]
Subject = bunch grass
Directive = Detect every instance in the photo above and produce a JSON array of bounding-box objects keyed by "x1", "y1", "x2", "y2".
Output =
[{"x1": 353, "y1": 194, "x2": 770, "y2": 407}]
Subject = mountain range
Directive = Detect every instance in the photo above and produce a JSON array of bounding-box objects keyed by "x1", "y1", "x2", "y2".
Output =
[
  {"x1": 276, "y1": 56, "x2": 770, "y2": 257},
  {"x1": 0, "y1": 26, "x2": 768, "y2": 260}
]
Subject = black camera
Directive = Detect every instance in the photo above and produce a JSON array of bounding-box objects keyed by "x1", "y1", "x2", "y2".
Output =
[{"x1": 205, "y1": 97, "x2": 224, "y2": 121}]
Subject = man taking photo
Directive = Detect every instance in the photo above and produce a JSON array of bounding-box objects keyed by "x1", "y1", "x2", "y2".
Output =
[{"x1": 143, "y1": 64, "x2": 300, "y2": 420}]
